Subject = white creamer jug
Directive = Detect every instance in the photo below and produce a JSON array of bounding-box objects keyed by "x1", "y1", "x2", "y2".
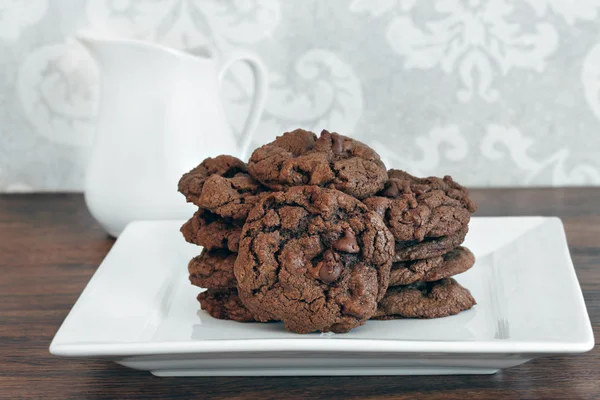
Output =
[{"x1": 76, "y1": 33, "x2": 267, "y2": 237}]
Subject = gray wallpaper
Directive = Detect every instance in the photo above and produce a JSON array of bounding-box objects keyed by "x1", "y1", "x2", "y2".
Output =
[{"x1": 2, "y1": 0, "x2": 600, "y2": 192}]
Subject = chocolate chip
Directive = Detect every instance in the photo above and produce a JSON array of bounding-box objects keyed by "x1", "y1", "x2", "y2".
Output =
[
  {"x1": 382, "y1": 181, "x2": 400, "y2": 197},
  {"x1": 333, "y1": 228, "x2": 360, "y2": 253},
  {"x1": 412, "y1": 184, "x2": 429, "y2": 196},
  {"x1": 317, "y1": 250, "x2": 343, "y2": 283},
  {"x1": 319, "y1": 261, "x2": 342, "y2": 284},
  {"x1": 403, "y1": 208, "x2": 422, "y2": 227},
  {"x1": 331, "y1": 132, "x2": 344, "y2": 154}
]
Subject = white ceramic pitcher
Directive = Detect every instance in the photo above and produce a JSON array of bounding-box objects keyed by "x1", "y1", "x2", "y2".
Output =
[{"x1": 76, "y1": 34, "x2": 267, "y2": 237}]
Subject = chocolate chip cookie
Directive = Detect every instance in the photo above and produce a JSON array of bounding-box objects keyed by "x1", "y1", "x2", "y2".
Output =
[
  {"x1": 248, "y1": 129, "x2": 387, "y2": 199},
  {"x1": 198, "y1": 288, "x2": 257, "y2": 322},
  {"x1": 234, "y1": 186, "x2": 395, "y2": 334},
  {"x1": 373, "y1": 278, "x2": 476, "y2": 320},
  {"x1": 178, "y1": 155, "x2": 266, "y2": 220},
  {"x1": 390, "y1": 246, "x2": 475, "y2": 286},
  {"x1": 364, "y1": 192, "x2": 470, "y2": 243},
  {"x1": 181, "y1": 209, "x2": 242, "y2": 252},
  {"x1": 394, "y1": 226, "x2": 468, "y2": 262},
  {"x1": 385, "y1": 170, "x2": 477, "y2": 212},
  {"x1": 188, "y1": 249, "x2": 236, "y2": 289},
  {"x1": 364, "y1": 171, "x2": 476, "y2": 243}
]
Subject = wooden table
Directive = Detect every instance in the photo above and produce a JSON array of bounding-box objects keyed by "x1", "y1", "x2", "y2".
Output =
[{"x1": 1, "y1": 189, "x2": 598, "y2": 399}]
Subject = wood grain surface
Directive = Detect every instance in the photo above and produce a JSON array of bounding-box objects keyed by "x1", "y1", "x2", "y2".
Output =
[{"x1": 0, "y1": 190, "x2": 598, "y2": 399}]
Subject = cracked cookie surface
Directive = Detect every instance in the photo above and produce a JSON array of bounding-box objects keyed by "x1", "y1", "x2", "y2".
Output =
[
  {"x1": 390, "y1": 246, "x2": 475, "y2": 286},
  {"x1": 387, "y1": 170, "x2": 477, "y2": 212},
  {"x1": 198, "y1": 288, "x2": 257, "y2": 322},
  {"x1": 364, "y1": 170, "x2": 476, "y2": 242},
  {"x1": 188, "y1": 249, "x2": 237, "y2": 289},
  {"x1": 178, "y1": 155, "x2": 267, "y2": 220},
  {"x1": 181, "y1": 209, "x2": 242, "y2": 252},
  {"x1": 248, "y1": 129, "x2": 387, "y2": 199},
  {"x1": 234, "y1": 186, "x2": 394, "y2": 334},
  {"x1": 373, "y1": 278, "x2": 476, "y2": 319}
]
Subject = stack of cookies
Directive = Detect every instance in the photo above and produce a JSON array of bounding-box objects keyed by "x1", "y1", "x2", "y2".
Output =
[
  {"x1": 178, "y1": 155, "x2": 267, "y2": 321},
  {"x1": 363, "y1": 170, "x2": 478, "y2": 320},
  {"x1": 178, "y1": 129, "x2": 477, "y2": 334}
]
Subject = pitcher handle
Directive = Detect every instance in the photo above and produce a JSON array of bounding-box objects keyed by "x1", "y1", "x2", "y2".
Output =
[{"x1": 218, "y1": 50, "x2": 267, "y2": 160}]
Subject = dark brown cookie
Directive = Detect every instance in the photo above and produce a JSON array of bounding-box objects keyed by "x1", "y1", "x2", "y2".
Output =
[
  {"x1": 372, "y1": 278, "x2": 476, "y2": 320},
  {"x1": 179, "y1": 155, "x2": 246, "y2": 199},
  {"x1": 197, "y1": 288, "x2": 257, "y2": 322},
  {"x1": 390, "y1": 246, "x2": 475, "y2": 286},
  {"x1": 248, "y1": 129, "x2": 388, "y2": 199},
  {"x1": 386, "y1": 170, "x2": 477, "y2": 213},
  {"x1": 178, "y1": 155, "x2": 266, "y2": 220},
  {"x1": 188, "y1": 249, "x2": 236, "y2": 289},
  {"x1": 393, "y1": 226, "x2": 468, "y2": 262},
  {"x1": 364, "y1": 170, "x2": 476, "y2": 243},
  {"x1": 234, "y1": 186, "x2": 395, "y2": 334},
  {"x1": 181, "y1": 209, "x2": 242, "y2": 252},
  {"x1": 364, "y1": 193, "x2": 470, "y2": 242}
]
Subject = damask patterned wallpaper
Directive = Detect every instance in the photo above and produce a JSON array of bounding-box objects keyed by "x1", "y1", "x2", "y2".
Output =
[{"x1": 1, "y1": 0, "x2": 600, "y2": 191}]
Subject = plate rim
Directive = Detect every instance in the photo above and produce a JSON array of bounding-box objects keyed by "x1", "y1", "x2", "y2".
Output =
[{"x1": 50, "y1": 337, "x2": 595, "y2": 357}]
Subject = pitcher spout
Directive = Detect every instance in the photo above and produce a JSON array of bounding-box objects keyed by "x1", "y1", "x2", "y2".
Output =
[{"x1": 74, "y1": 32, "x2": 123, "y2": 68}]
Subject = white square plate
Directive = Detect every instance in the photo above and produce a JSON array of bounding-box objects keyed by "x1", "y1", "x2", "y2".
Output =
[{"x1": 50, "y1": 217, "x2": 594, "y2": 376}]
